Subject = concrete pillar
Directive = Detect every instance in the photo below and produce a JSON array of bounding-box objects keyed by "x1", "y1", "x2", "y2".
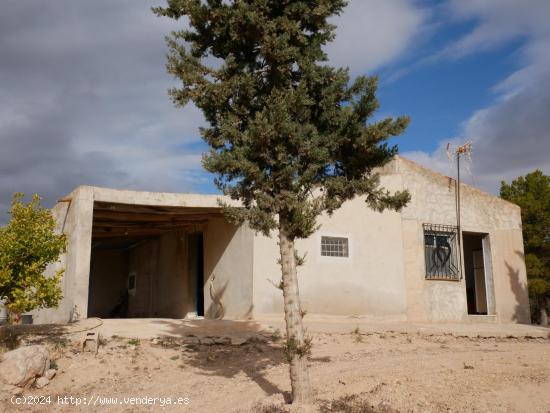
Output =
[{"x1": 65, "y1": 186, "x2": 94, "y2": 320}]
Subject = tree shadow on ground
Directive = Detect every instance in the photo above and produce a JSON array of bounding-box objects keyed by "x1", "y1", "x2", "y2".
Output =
[
  {"x1": 151, "y1": 319, "x2": 288, "y2": 398},
  {"x1": 0, "y1": 323, "x2": 75, "y2": 350},
  {"x1": 0, "y1": 319, "x2": 105, "y2": 350}
]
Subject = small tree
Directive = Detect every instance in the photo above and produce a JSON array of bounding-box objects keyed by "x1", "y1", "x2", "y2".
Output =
[
  {"x1": 155, "y1": 0, "x2": 410, "y2": 403},
  {"x1": 501, "y1": 171, "x2": 550, "y2": 324},
  {"x1": 0, "y1": 194, "x2": 66, "y2": 323}
]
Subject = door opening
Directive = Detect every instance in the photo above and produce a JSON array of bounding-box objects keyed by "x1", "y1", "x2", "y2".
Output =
[
  {"x1": 188, "y1": 233, "x2": 205, "y2": 317},
  {"x1": 463, "y1": 233, "x2": 489, "y2": 315}
]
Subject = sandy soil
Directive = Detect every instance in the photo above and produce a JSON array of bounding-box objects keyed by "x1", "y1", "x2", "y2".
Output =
[{"x1": 1, "y1": 321, "x2": 549, "y2": 413}]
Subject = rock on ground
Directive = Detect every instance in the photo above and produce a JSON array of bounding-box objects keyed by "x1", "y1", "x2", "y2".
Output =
[
  {"x1": 0, "y1": 345, "x2": 50, "y2": 387},
  {"x1": 35, "y1": 377, "x2": 49, "y2": 389},
  {"x1": 44, "y1": 369, "x2": 56, "y2": 380}
]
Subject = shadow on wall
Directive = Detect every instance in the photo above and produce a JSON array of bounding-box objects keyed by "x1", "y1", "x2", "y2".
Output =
[
  {"x1": 204, "y1": 219, "x2": 254, "y2": 319},
  {"x1": 151, "y1": 319, "x2": 287, "y2": 398},
  {"x1": 206, "y1": 278, "x2": 228, "y2": 319},
  {"x1": 505, "y1": 250, "x2": 530, "y2": 324},
  {"x1": 205, "y1": 278, "x2": 254, "y2": 320}
]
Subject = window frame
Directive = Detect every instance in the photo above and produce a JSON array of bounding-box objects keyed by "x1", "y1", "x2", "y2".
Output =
[
  {"x1": 319, "y1": 234, "x2": 350, "y2": 258},
  {"x1": 423, "y1": 223, "x2": 460, "y2": 281}
]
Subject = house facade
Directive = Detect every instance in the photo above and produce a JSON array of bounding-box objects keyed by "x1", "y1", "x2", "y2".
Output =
[{"x1": 34, "y1": 157, "x2": 531, "y2": 324}]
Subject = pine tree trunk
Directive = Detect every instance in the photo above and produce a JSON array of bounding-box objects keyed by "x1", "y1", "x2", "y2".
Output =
[
  {"x1": 278, "y1": 224, "x2": 313, "y2": 405},
  {"x1": 541, "y1": 297, "x2": 549, "y2": 326}
]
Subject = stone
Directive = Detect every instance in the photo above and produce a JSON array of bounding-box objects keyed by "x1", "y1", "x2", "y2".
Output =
[
  {"x1": 230, "y1": 337, "x2": 248, "y2": 346},
  {"x1": 183, "y1": 336, "x2": 200, "y2": 345},
  {"x1": 35, "y1": 377, "x2": 49, "y2": 389},
  {"x1": 81, "y1": 332, "x2": 99, "y2": 354},
  {"x1": 212, "y1": 337, "x2": 231, "y2": 345},
  {"x1": 44, "y1": 369, "x2": 56, "y2": 380},
  {"x1": 0, "y1": 345, "x2": 50, "y2": 387}
]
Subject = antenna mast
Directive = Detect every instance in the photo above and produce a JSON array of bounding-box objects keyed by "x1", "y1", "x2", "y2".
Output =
[{"x1": 447, "y1": 142, "x2": 472, "y2": 279}]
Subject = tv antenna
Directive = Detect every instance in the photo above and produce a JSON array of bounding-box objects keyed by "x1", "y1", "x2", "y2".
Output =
[{"x1": 446, "y1": 142, "x2": 473, "y2": 279}]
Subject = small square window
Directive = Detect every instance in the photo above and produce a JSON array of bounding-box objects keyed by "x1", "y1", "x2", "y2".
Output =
[{"x1": 321, "y1": 236, "x2": 349, "y2": 257}]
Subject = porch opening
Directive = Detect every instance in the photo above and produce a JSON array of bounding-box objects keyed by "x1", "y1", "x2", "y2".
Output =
[
  {"x1": 463, "y1": 232, "x2": 492, "y2": 315},
  {"x1": 87, "y1": 201, "x2": 218, "y2": 319}
]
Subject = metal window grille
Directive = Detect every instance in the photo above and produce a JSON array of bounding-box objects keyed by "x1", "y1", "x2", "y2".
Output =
[
  {"x1": 321, "y1": 236, "x2": 349, "y2": 257},
  {"x1": 423, "y1": 224, "x2": 459, "y2": 280}
]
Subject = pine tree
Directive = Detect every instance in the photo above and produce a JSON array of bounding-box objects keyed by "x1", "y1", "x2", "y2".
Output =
[
  {"x1": 154, "y1": 0, "x2": 410, "y2": 403},
  {"x1": 501, "y1": 170, "x2": 550, "y2": 324}
]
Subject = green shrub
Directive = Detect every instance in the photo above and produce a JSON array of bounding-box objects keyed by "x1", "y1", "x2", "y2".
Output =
[{"x1": 0, "y1": 194, "x2": 66, "y2": 322}]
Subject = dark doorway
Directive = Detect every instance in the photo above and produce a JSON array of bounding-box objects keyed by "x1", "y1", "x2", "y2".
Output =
[
  {"x1": 188, "y1": 233, "x2": 205, "y2": 317},
  {"x1": 463, "y1": 233, "x2": 489, "y2": 315}
]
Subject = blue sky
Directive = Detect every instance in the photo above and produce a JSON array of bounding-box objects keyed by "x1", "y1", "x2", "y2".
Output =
[
  {"x1": 381, "y1": 41, "x2": 520, "y2": 149},
  {"x1": 1, "y1": 0, "x2": 549, "y2": 212}
]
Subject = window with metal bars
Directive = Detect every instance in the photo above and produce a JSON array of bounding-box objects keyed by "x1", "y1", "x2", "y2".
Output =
[
  {"x1": 320, "y1": 236, "x2": 349, "y2": 257},
  {"x1": 423, "y1": 224, "x2": 460, "y2": 280}
]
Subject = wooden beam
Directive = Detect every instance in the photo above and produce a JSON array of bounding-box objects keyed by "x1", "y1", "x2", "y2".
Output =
[
  {"x1": 93, "y1": 224, "x2": 201, "y2": 233},
  {"x1": 92, "y1": 211, "x2": 220, "y2": 222},
  {"x1": 93, "y1": 217, "x2": 208, "y2": 227},
  {"x1": 93, "y1": 201, "x2": 223, "y2": 216},
  {"x1": 91, "y1": 228, "x2": 192, "y2": 238},
  {"x1": 92, "y1": 232, "x2": 163, "y2": 239}
]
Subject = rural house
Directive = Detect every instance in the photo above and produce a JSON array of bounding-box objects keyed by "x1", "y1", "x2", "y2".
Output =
[{"x1": 34, "y1": 157, "x2": 531, "y2": 325}]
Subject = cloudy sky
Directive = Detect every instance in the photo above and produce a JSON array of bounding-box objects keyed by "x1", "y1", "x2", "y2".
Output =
[{"x1": 1, "y1": 0, "x2": 549, "y2": 216}]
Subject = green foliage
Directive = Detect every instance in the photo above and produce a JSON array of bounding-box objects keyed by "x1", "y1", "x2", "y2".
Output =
[
  {"x1": 154, "y1": 0, "x2": 410, "y2": 239},
  {"x1": 283, "y1": 335, "x2": 312, "y2": 361},
  {"x1": 270, "y1": 328, "x2": 282, "y2": 342},
  {"x1": 501, "y1": 171, "x2": 550, "y2": 316},
  {"x1": 0, "y1": 194, "x2": 66, "y2": 318}
]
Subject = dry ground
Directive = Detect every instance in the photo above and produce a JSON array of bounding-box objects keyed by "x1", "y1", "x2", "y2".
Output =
[{"x1": 1, "y1": 319, "x2": 549, "y2": 413}]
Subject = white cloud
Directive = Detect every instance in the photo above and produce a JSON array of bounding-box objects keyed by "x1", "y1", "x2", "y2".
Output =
[
  {"x1": 0, "y1": 1, "x2": 207, "y2": 215},
  {"x1": 325, "y1": 0, "x2": 428, "y2": 75},
  {"x1": 0, "y1": 0, "x2": 429, "y2": 217},
  {"x1": 403, "y1": 0, "x2": 550, "y2": 193}
]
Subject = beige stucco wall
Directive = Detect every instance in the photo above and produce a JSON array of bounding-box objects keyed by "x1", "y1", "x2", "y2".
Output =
[
  {"x1": 204, "y1": 217, "x2": 254, "y2": 319},
  {"x1": 490, "y1": 229, "x2": 530, "y2": 323},
  {"x1": 252, "y1": 174, "x2": 408, "y2": 320},
  {"x1": 391, "y1": 157, "x2": 530, "y2": 323},
  {"x1": 252, "y1": 157, "x2": 530, "y2": 324},
  {"x1": 35, "y1": 164, "x2": 530, "y2": 325}
]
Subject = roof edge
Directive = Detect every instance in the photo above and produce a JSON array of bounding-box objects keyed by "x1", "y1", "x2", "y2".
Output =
[{"x1": 394, "y1": 155, "x2": 521, "y2": 211}]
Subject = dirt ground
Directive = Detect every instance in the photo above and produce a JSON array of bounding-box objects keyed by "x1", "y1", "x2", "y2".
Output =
[{"x1": 1, "y1": 319, "x2": 549, "y2": 412}]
